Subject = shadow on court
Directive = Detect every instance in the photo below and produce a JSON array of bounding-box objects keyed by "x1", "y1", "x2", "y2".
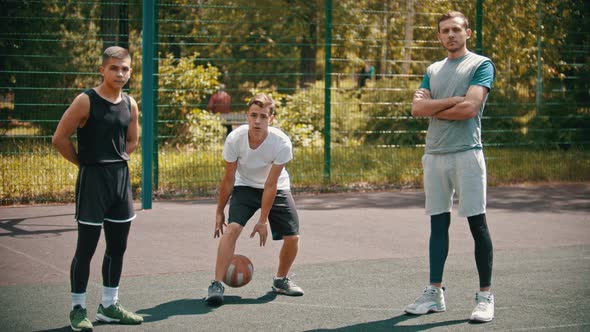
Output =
[
  {"x1": 0, "y1": 214, "x2": 76, "y2": 238},
  {"x1": 309, "y1": 314, "x2": 470, "y2": 332},
  {"x1": 137, "y1": 292, "x2": 277, "y2": 323}
]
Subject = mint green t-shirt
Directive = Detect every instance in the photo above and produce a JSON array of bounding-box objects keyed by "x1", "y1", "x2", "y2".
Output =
[{"x1": 419, "y1": 52, "x2": 495, "y2": 154}]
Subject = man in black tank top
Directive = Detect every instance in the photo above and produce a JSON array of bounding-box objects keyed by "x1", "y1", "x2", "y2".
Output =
[{"x1": 52, "y1": 46, "x2": 143, "y2": 331}]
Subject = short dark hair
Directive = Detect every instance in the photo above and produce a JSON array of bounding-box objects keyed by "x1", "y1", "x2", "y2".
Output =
[
  {"x1": 247, "y1": 93, "x2": 276, "y2": 115},
  {"x1": 102, "y1": 46, "x2": 130, "y2": 64},
  {"x1": 438, "y1": 11, "x2": 469, "y2": 32}
]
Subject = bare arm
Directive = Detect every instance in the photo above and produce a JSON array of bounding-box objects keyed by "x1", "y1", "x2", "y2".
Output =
[
  {"x1": 51, "y1": 93, "x2": 90, "y2": 166},
  {"x1": 259, "y1": 164, "x2": 283, "y2": 222},
  {"x1": 214, "y1": 161, "x2": 237, "y2": 238},
  {"x1": 434, "y1": 85, "x2": 489, "y2": 120},
  {"x1": 411, "y1": 88, "x2": 465, "y2": 117},
  {"x1": 250, "y1": 163, "x2": 284, "y2": 246},
  {"x1": 126, "y1": 96, "x2": 140, "y2": 154}
]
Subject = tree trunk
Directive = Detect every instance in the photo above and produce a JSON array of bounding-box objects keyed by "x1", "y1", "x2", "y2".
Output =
[
  {"x1": 401, "y1": 0, "x2": 415, "y2": 75},
  {"x1": 380, "y1": 0, "x2": 390, "y2": 78},
  {"x1": 300, "y1": 21, "x2": 318, "y2": 88}
]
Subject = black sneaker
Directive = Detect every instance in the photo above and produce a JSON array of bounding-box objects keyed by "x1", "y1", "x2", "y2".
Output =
[
  {"x1": 206, "y1": 280, "x2": 225, "y2": 305},
  {"x1": 272, "y1": 277, "x2": 304, "y2": 296}
]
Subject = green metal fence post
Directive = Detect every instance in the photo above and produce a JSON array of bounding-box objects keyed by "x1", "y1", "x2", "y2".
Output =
[
  {"x1": 323, "y1": 0, "x2": 332, "y2": 182},
  {"x1": 476, "y1": 0, "x2": 483, "y2": 54},
  {"x1": 536, "y1": 0, "x2": 543, "y2": 113},
  {"x1": 141, "y1": 0, "x2": 155, "y2": 209},
  {"x1": 153, "y1": 0, "x2": 159, "y2": 191}
]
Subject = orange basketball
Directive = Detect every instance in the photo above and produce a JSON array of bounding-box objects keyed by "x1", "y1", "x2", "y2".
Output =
[{"x1": 224, "y1": 254, "x2": 254, "y2": 288}]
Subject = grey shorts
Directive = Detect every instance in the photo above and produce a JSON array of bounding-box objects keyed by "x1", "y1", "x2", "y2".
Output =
[
  {"x1": 75, "y1": 162, "x2": 136, "y2": 226},
  {"x1": 228, "y1": 186, "x2": 299, "y2": 240},
  {"x1": 422, "y1": 149, "x2": 487, "y2": 217}
]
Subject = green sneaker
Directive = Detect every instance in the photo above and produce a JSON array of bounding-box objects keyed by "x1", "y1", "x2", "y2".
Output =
[
  {"x1": 96, "y1": 302, "x2": 143, "y2": 325},
  {"x1": 69, "y1": 305, "x2": 93, "y2": 331}
]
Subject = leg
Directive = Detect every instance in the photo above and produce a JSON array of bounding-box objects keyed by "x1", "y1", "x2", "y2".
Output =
[
  {"x1": 214, "y1": 223, "x2": 243, "y2": 281},
  {"x1": 100, "y1": 221, "x2": 131, "y2": 309},
  {"x1": 102, "y1": 221, "x2": 131, "y2": 288},
  {"x1": 272, "y1": 235, "x2": 304, "y2": 296},
  {"x1": 404, "y1": 213, "x2": 449, "y2": 315},
  {"x1": 207, "y1": 223, "x2": 243, "y2": 305},
  {"x1": 208, "y1": 187, "x2": 258, "y2": 305},
  {"x1": 429, "y1": 212, "x2": 451, "y2": 288},
  {"x1": 468, "y1": 214, "x2": 495, "y2": 322},
  {"x1": 71, "y1": 223, "x2": 102, "y2": 296},
  {"x1": 276, "y1": 235, "x2": 299, "y2": 277},
  {"x1": 69, "y1": 223, "x2": 101, "y2": 331},
  {"x1": 269, "y1": 191, "x2": 303, "y2": 296},
  {"x1": 96, "y1": 221, "x2": 142, "y2": 325},
  {"x1": 467, "y1": 213, "x2": 493, "y2": 291}
]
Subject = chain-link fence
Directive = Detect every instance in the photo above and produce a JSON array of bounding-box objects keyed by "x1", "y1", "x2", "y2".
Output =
[{"x1": 1, "y1": 0, "x2": 589, "y2": 205}]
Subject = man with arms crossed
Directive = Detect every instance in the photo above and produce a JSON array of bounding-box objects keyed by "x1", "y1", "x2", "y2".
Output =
[{"x1": 405, "y1": 11, "x2": 496, "y2": 323}]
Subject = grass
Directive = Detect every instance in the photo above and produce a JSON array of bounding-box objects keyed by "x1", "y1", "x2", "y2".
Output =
[{"x1": 1, "y1": 141, "x2": 589, "y2": 205}]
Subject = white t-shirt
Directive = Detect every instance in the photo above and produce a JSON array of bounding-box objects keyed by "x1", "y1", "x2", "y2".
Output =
[{"x1": 223, "y1": 125, "x2": 292, "y2": 190}]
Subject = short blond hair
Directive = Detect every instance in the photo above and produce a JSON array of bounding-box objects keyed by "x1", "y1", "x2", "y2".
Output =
[
  {"x1": 102, "y1": 46, "x2": 131, "y2": 64},
  {"x1": 247, "y1": 93, "x2": 276, "y2": 115}
]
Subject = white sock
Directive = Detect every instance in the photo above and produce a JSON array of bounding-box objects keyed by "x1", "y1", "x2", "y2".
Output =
[
  {"x1": 101, "y1": 286, "x2": 119, "y2": 308},
  {"x1": 71, "y1": 293, "x2": 86, "y2": 309}
]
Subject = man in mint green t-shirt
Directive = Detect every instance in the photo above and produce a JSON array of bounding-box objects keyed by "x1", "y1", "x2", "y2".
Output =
[{"x1": 405, "y1": 11, "x2": 496, "y2": 323}]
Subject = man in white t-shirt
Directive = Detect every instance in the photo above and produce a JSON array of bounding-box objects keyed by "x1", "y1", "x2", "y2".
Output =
[{"x1": 206, "y1": 93, "x2": 304, "y2": 306}]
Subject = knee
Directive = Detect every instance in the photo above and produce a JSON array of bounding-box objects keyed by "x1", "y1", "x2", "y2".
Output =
[
  {"x1": 105, "y1": 244, "x2": 127, "y2": 259},
  {"x1": 222, "y1": 223, "x2": 243, "y2": 241},
  {"x1": 74, "y1": 246, "x2": 97, "y2": 263},
  {"x1": 283, "y1": 235, "x2": 300, "y2": 246}
]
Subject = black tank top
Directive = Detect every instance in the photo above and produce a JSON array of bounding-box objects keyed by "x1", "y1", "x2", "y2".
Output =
[{"x1": 77, "y1": 89, "x2": 131, "y2": 165}]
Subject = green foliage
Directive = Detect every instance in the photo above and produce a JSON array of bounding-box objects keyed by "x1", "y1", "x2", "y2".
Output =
[
  {"x1": 157, "y1": 53, "x2": 221, "y2": 144},
  {"x1": 185, "y1": 109, "x2": 226, "y2": 149},
  {"x1": 1, "y1": 0, "x2": 589, "y2": 205},
  {"x1": 267, "y1": 89, "x2": 325, "y2": 147},
  {"x1": 359, "y1": 77, "x2": 426, "y2": 146},
  {"x1": 2, "y1": 143, "x2": 589, "y2": 204},
  {"x1": 249, "y1": 82, "x2": 361, "y2": 147},
  {"x1": 273, "y1": 94, "x2": 324, "y2": 148},
  {"x1": 1, "y1": 1, "x2": 103, "y2": 135}
]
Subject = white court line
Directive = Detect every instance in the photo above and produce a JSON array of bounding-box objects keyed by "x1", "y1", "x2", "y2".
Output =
[
  {"x1": 266, "y1": 301, "x2": 584, "y2": 313},
  {"x1": 124, "y1": 287, "x2": 585, "y2": 312},
  {"x1": 0, "y1": 242, "x2": 102, "y2": 288},
  {"x1": 118, "y1": 287, "x2": 590, "y2": 330},
  {"x1": 496, "y1": 323, "x2": 590, "y2": 331},
  {"x1": 0, "y1": 242, "x2": 69, "y2": 276},
  {"x1": 272, "y1": 301, "x2": 395, "y2": 312}
]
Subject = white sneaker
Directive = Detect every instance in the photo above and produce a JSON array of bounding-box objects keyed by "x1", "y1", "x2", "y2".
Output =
[
  {"x1": 404, "y1": 285, "x2": 446, "y2": 315},
  {"x1": 470, "y1": 291, "x2": 494, "y2": 322}
]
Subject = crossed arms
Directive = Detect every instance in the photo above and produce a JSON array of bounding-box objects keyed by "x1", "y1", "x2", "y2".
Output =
[{"x1": 411, "y1": 85, "x2": 489, "y2": 121}]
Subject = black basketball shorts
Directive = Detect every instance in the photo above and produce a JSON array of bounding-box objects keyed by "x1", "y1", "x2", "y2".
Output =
[
  {"x1": 228, "y1": 186, "x2": 299, "y2": 240},
  {"x1": 75, "y1": 162, "x2": 136, "y2": 226}
]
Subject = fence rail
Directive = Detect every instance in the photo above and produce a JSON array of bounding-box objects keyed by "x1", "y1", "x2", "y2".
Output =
[{"x1": 1, "y1": 0, "x2": 589, "y2": 205}]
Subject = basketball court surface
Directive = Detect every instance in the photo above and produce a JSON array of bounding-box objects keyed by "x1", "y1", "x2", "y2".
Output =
[{"x1": 1, "y1": 183, "x2": 589, "y2": 331}]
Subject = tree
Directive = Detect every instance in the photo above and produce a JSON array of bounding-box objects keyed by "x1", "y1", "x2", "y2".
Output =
[{"x1": 0, "y1": 1, "x2": 103, "y2": 135}]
